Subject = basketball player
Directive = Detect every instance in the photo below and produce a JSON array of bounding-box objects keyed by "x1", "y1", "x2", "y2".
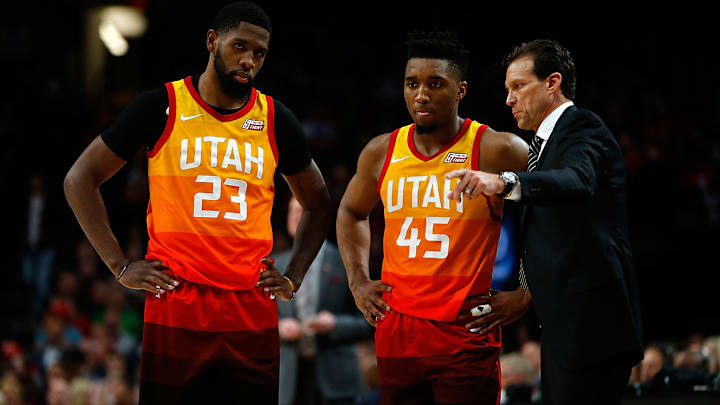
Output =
[
  {"x1": 336, "y1": 31, "x2": 528, "y2": 404},
  {"x1": 64, "y1": 3, "x2": 331, "y2": 404}
]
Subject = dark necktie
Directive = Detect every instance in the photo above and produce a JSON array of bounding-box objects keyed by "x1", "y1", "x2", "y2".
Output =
[
  {"x1": 527, "y1": 135, "x2": 544, "y2": 172},
  {"x1": 518, "y1": 134, "x2": 544, "y2": 294}
]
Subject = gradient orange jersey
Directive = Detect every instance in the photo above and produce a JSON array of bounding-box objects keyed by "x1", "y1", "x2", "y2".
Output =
[
  {"x1": 378, "y1": 118, "x2": 503, "y2": 321},
  {"x1": 145, "y1": 77, "x2": 278, "y2": 290}
]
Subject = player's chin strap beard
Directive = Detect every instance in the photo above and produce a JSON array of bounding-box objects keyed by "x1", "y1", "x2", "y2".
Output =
[{"x1": 415, "y1": 123, "x2": 438, "y2": 134}]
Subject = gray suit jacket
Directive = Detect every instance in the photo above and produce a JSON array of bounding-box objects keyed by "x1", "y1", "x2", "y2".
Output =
[{"x1": 274, "y1": 241, "x2": 373, "y2": 405}]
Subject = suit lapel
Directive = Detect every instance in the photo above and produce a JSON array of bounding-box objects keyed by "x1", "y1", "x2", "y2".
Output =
[{"x1": 518, "y1": 106, "x2": 577, "y2": 237}]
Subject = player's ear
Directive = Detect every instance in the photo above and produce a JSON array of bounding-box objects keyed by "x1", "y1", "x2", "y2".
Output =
[
  {"x1": 207, "y1": 29, "x2": 218, "y2": 53},
  {"x1": 457, "y1": 81, "x2": 468, "y2": 101}
]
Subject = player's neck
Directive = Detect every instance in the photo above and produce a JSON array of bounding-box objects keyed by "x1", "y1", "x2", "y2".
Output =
[
  {"x1": 197, "y1": 70, "x2": 251, "y2": 110},
  {"x1": 413, "y1": 116, "x2": 465, "y2": 157}
]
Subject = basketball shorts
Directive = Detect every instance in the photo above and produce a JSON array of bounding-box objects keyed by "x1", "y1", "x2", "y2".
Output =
[
  {"x1": 375, "y1": 307, "x2": 501, "y2": 405},
  {"x1": 139, "y1": 276, "x2": 279, "y2": 405}
]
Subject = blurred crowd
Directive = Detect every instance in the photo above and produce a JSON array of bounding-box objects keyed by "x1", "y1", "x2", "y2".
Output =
[{"x1": 1, "y1": 2, "x2": 719, "y2": 405}]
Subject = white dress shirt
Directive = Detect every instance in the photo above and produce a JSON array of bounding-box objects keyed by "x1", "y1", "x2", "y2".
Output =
[{"x1": 507, "y1": 101, "x2": 574, "y2": 201}]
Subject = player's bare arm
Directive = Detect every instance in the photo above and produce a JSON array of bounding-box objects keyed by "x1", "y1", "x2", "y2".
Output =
[
  {"x1": 446, "y1": 128, "x2": 528, "y2": 201},
  {"x1": 258, "y1": 160, "x2": 331, "y2": 301},
  {"x1": 64, "y1": 136, "x2": 179, "y2": 294},
  {"x1": 337, "y1": 133, "x2": 393, "y2": 327},
  {"x1": 449, "y1": 129, "x2": 532, "y2": 334}
]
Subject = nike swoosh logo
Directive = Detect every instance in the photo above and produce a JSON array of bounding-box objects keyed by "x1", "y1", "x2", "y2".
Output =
[
  {"x1": 180, "y1": 113, "x2": 203, "y2": 121},
  {"x1": 391, "y1": 156, "x2": 410, "y2": 163}
]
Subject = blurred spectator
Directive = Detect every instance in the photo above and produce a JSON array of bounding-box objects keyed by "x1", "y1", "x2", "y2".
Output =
[
  {"x1": 74, "y1": 238, "x2": 105, "y2": 319},
  {"x1": 628, "y1": 338, "x2": 720, "y2": 397},
  {"x1": 21, "y1": 173, "x2": 57, "y2": 317},
  {"x1": 631, "y1": 345, "x2": 665, "y2": 386},
  {"x1": 276, "y1": 197, "x2": 374, "y2": 405},
  {"x1": 34, "y1": 301, "x2": 82, "y2": 375},
  {"x1": 1, "y1": 341, "x2": 40, "y2": 405},
  {"x1": 45, "y1": 376, "x2": 69, "y2": 405},
  {"x1": 0, "y1": 368, "x2": 23, "y2": 405},
  {"x1": 521, "y1": 341, "x2": 542, "y2": 383},
  {"x1": 499, "y1": 341, "x2": 541, "y2": 404},
  {"x1": 93, "y1": 283, "x2": 142, "y2": 343},
  {"x1": 499, "y1": 352, "x2": 534, "y2": 404},
  {"x1": 54, "y1": 272, "x2": 92, "y2": 336}
]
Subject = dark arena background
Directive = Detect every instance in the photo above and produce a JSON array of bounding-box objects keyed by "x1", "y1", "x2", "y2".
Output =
[{"x1": 1, "y1": 1, "x2": 718, "y2": 404}]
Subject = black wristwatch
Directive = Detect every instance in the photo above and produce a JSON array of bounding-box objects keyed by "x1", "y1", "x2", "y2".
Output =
[{"x1": 497, "y1": 171, "x2": 519, "y2": 198}]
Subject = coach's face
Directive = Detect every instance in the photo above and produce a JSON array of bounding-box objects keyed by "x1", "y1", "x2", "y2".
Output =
[
  {"x1": 505, "y1": 56, "x2": 552, "y2": 132},
  {"x1": 404, "y1": 58, "x2": 466, "y2": 133},
  {"x1": 208, "y1": 22, "x2": 270, "y2": 98}
]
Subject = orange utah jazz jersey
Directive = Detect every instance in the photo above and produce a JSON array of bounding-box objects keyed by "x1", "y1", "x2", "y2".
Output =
[
  {"x1": 378, "y1": 119, "x2": 503, "y2": 321},
  {"x1": 145, "y1": 77, "x2": 278, "y2": 290}
]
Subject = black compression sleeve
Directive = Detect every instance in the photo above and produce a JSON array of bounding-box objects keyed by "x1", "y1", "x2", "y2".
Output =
[
  {"x1": 101, "y1": 87, "x2": 168, "y2": 161},
  {"x1": 273, "y1": 99, "x2": 311, "y2": 175}
]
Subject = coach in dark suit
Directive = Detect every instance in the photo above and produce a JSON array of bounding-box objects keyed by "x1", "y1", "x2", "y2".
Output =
[
  {"x1": 276, "y1": 197, "x2": 373, "y2": 405},
  {"x1": 452, "y1": 40, "x2": 643, "y2": 405}
]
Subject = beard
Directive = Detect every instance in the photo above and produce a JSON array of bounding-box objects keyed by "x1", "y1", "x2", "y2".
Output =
[
  {"x1": 213, "y1": 47, "x2": 253, "y2": 100},
  {"x1": 415, "y1": 123, "x2": 438, "y2": 134}
]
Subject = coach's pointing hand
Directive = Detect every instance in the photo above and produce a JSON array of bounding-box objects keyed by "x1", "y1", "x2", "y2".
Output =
[
  {"x1": 350, "y1": 279, "x2": 392, "y2": 327},
  {"x1": 445, "y1": 169, "x2": 504, "y2": 201}
]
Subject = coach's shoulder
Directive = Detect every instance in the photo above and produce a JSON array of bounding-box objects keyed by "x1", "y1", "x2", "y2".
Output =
[{"x1": 560, "y1": 107, "x2": 610, "y2": 134}]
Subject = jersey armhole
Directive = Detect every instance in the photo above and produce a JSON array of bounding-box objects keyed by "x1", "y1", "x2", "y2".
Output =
[
  {"x1": 266, "y1": 95, "x2": 279, "y2": 164},
  {"x1": 471, "y1": 124, "x2": 488, "y2": 171},
  {"x1": 147, "y1": 82, "x2": 176, "y2": 158},
  {"x1": 376, "y1": 129, "x2": 400, "y2": 193}
]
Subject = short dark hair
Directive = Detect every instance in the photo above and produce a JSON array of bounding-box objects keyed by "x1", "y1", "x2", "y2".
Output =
[
  {"x1": 406, "y1": 30, "x2": 469, "y2": 81},
  {"x1": 503, "y1": 39, "x2": 576, "y2": 100},
  {"x1": 212, "y1": 2, "x2": 272, "y2": 35}
]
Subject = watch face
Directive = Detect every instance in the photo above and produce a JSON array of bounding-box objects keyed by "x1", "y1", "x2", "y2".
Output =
[{"x1": 502, "y1": 172, "x2": 515, "y2": 183}]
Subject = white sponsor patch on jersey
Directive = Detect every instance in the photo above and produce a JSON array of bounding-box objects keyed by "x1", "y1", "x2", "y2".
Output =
[
  {"x1": 242, "y1": 119, "x2": 265, "y2": 131},
  {"x1": 443, "y1": 152, "x2": 468, "y2": 163}
]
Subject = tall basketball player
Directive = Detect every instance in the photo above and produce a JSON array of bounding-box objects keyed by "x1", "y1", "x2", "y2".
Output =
[
  {"x1": 336, "y1": 31, "x2": 528, "y2": 404},
  {"x1": 64, "y1": 3, "x2": 331, "y2": 404}
]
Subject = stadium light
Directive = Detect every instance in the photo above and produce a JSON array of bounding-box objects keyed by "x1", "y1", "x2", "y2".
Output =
[
  {"x1": 97, "y1": 6, "x2": 148, "y2": 56},
  {"x1": 98, "y1": 19, "x2": 128, "y2": 56}
]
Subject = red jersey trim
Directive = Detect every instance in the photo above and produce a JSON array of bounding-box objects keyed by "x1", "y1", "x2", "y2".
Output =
[
  {"x1": 471, "y1": 124, "x2": 489, "y2": 171},
  {"x1": 183, "y1": 76, "x2": 257, "y2": 122},
  {"x1": 266, "y1": 95, "x2": 279, "y2": 164},
  {"x1": 408, "y1": 118, "x2": 472, "y2": 162},
  {"x1": 148, "y1": 82, "x2": 176, "y2": 158},
  {"x1": 377, "y1": 129, "x2": 400, "y2": 193}
]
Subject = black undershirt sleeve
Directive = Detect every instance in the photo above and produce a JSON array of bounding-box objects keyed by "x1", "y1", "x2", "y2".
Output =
[
  {"x1": 272, "y1": 99, "x2": 312, "y2": 175},
  {"x1": 101, "y1": 87, "x2": 168, "y2": 161},
  {"x1": 100, "y1": 79, "x2": 311, "y2": 176}
]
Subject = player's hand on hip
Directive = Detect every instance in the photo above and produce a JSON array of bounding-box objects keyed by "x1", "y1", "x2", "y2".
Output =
[
  {"x1": 257, "y1": 256, "x2": 294, "y2": 301},
  {"x1": 118, "y1": 260, "x2": 178, "y2": 294},
  {"x1": 350, "y1": 279, "x2": 392, "y2": 327},
  {"x1": 457, "y1": 289, "x2": 531, "y2": 335},
  {"x1": 445, "y1": 169, "x2": 504, "y2": 201}
]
